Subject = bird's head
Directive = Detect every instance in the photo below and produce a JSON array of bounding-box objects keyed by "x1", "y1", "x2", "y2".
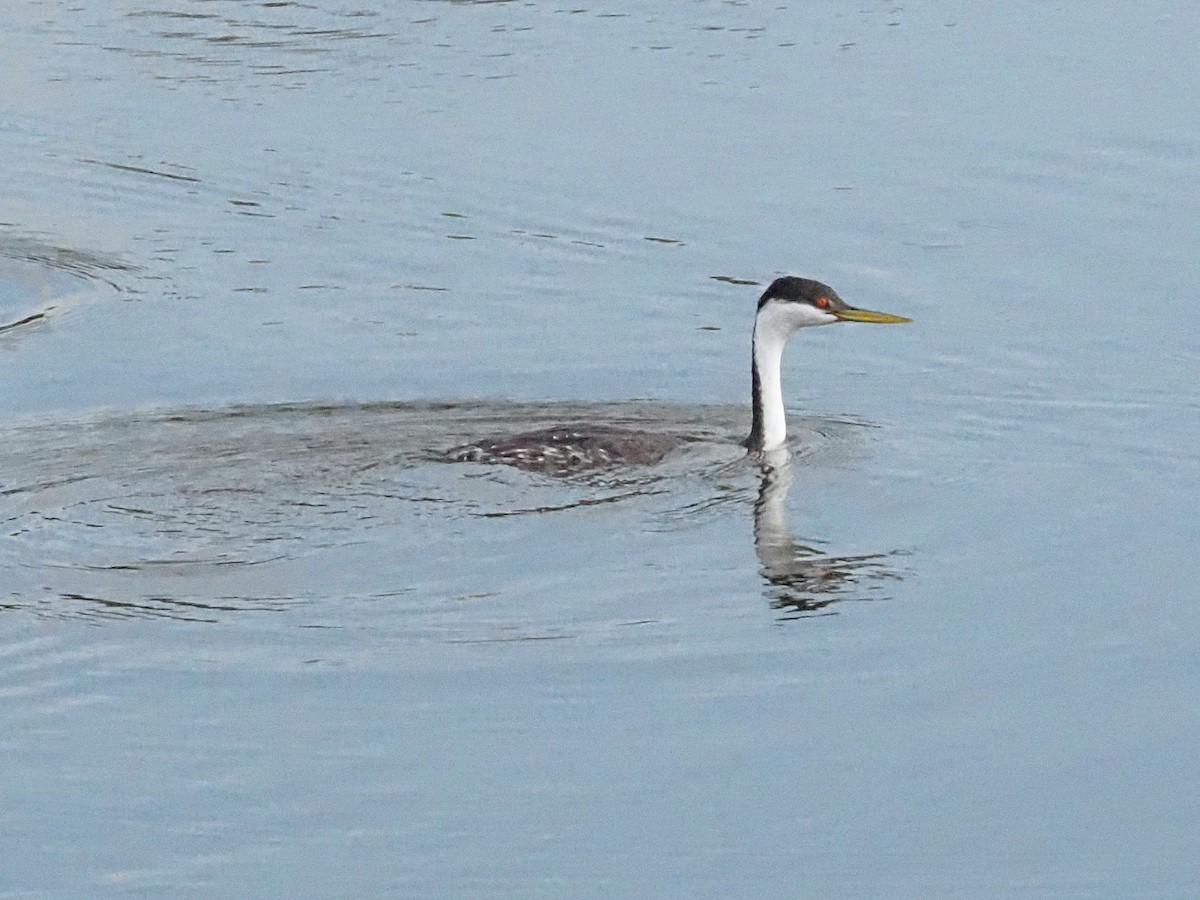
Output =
[{"x1": 756, "y1": 276, "x2": 911, "y2": 335}]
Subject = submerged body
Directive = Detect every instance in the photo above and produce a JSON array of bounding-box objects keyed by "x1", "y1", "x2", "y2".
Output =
[
  {"x1": 445, "y1": 424, "x2": 688, "y2": 473},
  {"x1": 446, "y1": 276, "x2": 910, "y2": 471}
]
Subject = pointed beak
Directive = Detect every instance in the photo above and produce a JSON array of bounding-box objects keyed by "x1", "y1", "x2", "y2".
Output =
[{"x1": 833, "y1": 306, "x2": 912, "y2": 324}]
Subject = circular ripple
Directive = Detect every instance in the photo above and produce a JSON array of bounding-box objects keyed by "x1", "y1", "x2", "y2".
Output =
[
  {"x1": 0, "y1": 401, "x2": 880, "y2": 620},
  {"x1": 0, "y1": 232, "x2": 135, "y2": 335}
]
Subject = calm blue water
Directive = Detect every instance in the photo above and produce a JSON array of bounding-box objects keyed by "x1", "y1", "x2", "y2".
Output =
[{"x1": 2, "y1": 2, "x2": 1199, "y2": 897}]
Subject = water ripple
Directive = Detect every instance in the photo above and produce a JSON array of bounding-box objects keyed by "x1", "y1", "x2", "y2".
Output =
[
  {"x1": 0, "y1": 401, "x2": 900, "y2": 624},
  {"x1": 0, "y1": 231, "x2": 138, "y2": 334}
]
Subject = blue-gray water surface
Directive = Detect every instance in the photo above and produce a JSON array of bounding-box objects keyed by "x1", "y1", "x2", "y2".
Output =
[{"x1": 2, "y1": 1, "x2": 1199, "y2": 897}]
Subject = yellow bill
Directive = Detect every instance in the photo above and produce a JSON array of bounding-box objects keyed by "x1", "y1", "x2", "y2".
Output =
[{"x1": 833, "y1": 307, "x2": 912, "y2": 324}]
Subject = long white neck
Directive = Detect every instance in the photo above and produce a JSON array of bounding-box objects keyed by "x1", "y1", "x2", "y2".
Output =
[{"x1": 747, "y1": 306, "x2": 793, "y2": 451}]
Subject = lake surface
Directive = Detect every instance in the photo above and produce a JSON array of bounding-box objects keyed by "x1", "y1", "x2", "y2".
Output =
[{"x1": 2, "y1": 1, "x2": 1199, "y2": 897}]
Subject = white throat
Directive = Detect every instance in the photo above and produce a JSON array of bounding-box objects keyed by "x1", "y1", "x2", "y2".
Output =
[
  {"x1": 750, "y1": 306, "x2": 792, "y2": 451},
  {"x1": 747, "y1": 300, "x2": 833, "y2": 452}
]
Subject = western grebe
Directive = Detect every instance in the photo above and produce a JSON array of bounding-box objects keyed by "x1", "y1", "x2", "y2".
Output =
[
  {"x1": 446, "y1": 276, "x2": 910, "y2": 471},
  {"x1": 744, "y1": 276, "x2": 910, "y2": 450}
]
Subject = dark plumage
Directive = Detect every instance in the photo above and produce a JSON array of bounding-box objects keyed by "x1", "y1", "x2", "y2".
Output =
[
  {"x1": 445, "y1": 425, "x2": 688, "y2": 473},
  {"x1": 757, "y1": 276, "x2": 849, "y2": 312}
]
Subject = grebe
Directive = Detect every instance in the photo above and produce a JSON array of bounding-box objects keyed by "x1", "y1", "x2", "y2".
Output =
[
  {"x1": 744, "y1": 276, "x2": 910, "y2": 450},
  {"x1": 446, "y1": 276, "x2": 910, "y2": 471}
]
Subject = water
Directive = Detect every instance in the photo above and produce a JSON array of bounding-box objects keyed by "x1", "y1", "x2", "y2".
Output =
[{"x1": 2, "y1": 1, "x2": 1199, "y2": 897}]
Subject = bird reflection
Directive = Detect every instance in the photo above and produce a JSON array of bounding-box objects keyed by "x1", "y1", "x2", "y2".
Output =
[{"x1": 752, "y1": 450, "x2": 903, "y2": 619}]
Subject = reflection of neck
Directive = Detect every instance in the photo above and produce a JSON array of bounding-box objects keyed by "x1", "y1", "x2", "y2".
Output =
[
  {"x1": 752, "y1": 452, "x2": 796, "y2": 572},
  {"x1": 747, "y1": 309, "x2": 790, "y2": 451},
  {"x1": 751, "y1": 450, "x2": 901, "y2": 616}
]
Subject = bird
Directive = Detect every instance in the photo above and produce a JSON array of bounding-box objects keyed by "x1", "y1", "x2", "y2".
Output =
[
  {"x1": 445, "y1": 276, "x2": 911, "y2": 471},
  {"x1": 744, "y1": 276, "x2": 910, "y2": 451}
]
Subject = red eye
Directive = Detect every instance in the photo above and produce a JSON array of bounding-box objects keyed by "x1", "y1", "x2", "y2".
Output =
[{"x1": 815, "y1": 296, "x2": 830, "y2": 309}]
